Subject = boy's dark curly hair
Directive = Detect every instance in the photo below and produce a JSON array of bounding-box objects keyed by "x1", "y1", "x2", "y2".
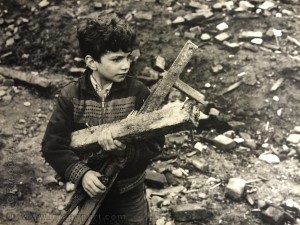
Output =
[{"x1": 77, "y1": 13, "x2": 138, "y2": 61}]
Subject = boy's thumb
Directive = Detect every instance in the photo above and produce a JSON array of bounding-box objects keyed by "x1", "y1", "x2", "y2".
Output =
[{"x1": 95, "y1": 172, "x2": 101, "y2": 177}]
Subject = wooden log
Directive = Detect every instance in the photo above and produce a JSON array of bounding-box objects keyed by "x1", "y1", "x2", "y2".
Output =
[
  {"x1": 70, "y1": 101, "x2": 206, "y2": 150},
  {"x1": 0, "y1": 66, "x2": 52, "y2": 88},
  {"x1": 139, "y1": 40, "x2": 198, "y2": 113}
]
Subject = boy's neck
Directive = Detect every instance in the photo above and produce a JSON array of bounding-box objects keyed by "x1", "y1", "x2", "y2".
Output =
[{"x1": 91, "y1": 71, "x2": 112, "y2": 90}]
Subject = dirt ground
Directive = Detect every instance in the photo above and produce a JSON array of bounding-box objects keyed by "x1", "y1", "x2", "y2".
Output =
[{"x1": 0, "y1": 0, "x2": 300, "y2": 225}]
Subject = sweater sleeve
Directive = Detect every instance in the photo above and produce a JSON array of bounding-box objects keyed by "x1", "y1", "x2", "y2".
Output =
[{"x1": 41, "y1": 88, "x2": 90, "y2": 185}]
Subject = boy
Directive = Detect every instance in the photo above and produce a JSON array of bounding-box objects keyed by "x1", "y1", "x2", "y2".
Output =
[{"x1": 41, "y1": 13, "x2": 165, "y2": 225}]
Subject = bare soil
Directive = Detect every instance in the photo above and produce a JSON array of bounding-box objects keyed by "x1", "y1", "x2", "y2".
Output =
[{"x1": 0, "y1": 0, "x2": 300, "y2": 225}]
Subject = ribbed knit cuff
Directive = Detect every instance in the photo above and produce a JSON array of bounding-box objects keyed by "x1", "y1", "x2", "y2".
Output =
[{"x1": 65, "y1": 161, "x2": 90, "y2": 186}]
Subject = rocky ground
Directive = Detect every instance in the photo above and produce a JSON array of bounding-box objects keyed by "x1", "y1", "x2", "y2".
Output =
[{"x1": 0, "y1": 0, "x2": 300, "y2": 225}]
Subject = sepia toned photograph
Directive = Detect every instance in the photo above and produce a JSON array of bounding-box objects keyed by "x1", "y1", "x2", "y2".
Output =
[{"x1": 0, "y1": 0, "x2": 299, "y2": 224}]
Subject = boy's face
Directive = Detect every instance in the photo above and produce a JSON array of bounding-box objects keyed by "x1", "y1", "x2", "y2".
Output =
[{"x1": 93, "y1": 50, "x2": 132, "y2": 84}]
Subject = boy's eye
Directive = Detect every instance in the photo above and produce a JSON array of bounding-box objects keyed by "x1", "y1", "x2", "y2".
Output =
[{"x1": 112, "y1": 57, "x2": 123, "y2": 62}]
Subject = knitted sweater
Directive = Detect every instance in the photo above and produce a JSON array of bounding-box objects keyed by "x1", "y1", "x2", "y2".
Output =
[{"x1": 41, "y1": 69, "x2": 164, "y2": 191}]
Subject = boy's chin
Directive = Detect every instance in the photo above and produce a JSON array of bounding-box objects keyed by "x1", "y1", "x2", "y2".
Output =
[{"x1": 114, "y1": 75, "x2": 126, "y2": 82}]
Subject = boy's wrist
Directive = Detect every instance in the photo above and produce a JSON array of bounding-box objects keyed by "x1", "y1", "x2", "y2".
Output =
[{"x1": 65, "y1": 161, "x2": 91, "y2": 186}]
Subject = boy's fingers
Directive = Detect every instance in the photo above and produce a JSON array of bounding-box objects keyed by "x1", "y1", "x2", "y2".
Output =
[
  {"x1": 114, "y1": 140, "x2": 126, "y2": 150},
  {"x1": 106, "y1": 130, "x2": 115, "y2": 150},
  {"x1": 92, "y1": 177, "x2": 106, "y2": 191},
  {"x1": 101, "y1": 130, "x2": 114, "y2": 151}
]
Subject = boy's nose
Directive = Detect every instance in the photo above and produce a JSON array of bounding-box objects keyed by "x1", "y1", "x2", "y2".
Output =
[{"x1": 121, "y1": 58, "x2": 130, "y2": 70}]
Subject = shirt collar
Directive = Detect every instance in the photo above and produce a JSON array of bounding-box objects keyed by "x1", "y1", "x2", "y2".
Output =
[{"x1": 79, "y1": 68, "x2": 128, "y2": 96}]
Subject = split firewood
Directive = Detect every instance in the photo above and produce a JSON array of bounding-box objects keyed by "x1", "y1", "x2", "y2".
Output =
[{"x1": 70, "y1": 100, "x2": 208, "y2": 151}]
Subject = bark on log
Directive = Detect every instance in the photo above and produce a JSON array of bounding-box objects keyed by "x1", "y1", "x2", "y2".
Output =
[{"x1": 70, "y1": 101, "x2": 206, "y2": 151}]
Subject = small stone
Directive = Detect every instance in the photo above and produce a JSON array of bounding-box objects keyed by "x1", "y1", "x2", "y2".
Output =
[
  {"x1": 259, "y1": 153, "x2": 280, "y2": 164},
  {"x1": 44, "y1": 176, "x2": 57, "y2": 185},
  {"x1": 156, "y1": 217, "x2": 166, "y2": 225},
  {"x1": 216, "y1": 22, "x2": 228, "y2": 31},
  {"x1": 282, "y1": 9, "x2": 294, "y2": 16},
  {"x1": 162, "y1": 199, "x2": 171, "y2": 206},
  {"x1": 225, "y1": 178, "x2": 246, "y2": 200},
  {"x1": 213, "y1": 135, "x2": 236, "y2": 150},
  {"x1": 2, "y1": 95, "x2": 12, "y2": 102},
  {"x1": 285, "y1": 199, "x2": 300, "y2": 211},
  {"x1": 239, "y1": 31, "x2": 263, "y2": 39},
  {"x1": 134, "y1": 11, "x2": 152, "y2": 20},
  {"x1": 172, "y1": 203, "x2": 213, "y2": 221},
  {"x1": 145, "y1": 170, "x2": 167, "y2": 189},
  {"x1": 273, "y1": 96, "x2": 279, "y2": 102},
  {"x1": 201, "y1": 33, "x2": 211, "y2": 41},
  {"x1": 23, "y1": 102, "x2": 31, "y2": 107},
  {"x1": 223, "y1": 130, "x2": 235, "y2": 138},
  {"x1": 194, "y1": 142, "x2": 207, "y2": 151},
  {"x1": 151, "y1": 196, "x2": 164, "y2": 207},
  {"x1": 251, "y1": 38, "x2": 263, "y2": 45},
  {"x1": 259, "y1": 1, "x2": 275, "y2": 10},
  {"x1": 223, "y1": 41, "x2": 240, "y2": 50},
  {"x1": 215, "y1": 32, "x2": 230, "y2": 42},
  {"x1": 287, "y1": 134, "x2": 300, "y2": 144},
  {"x1": 228, "y1": 121, "x2": 246, "y2": 131},
  {"x1": 93, "y1": 2, "x2": 103, "y2": 9},
  {"x1": 1, "y1": 51, "x2": 13, "y2": 59},
  {"x1": 38, "y1": 0, "x2": 50, "y2": 8},
  {"x1": 172, "y1": 168, "x2": 183, "y2": 178},
  {"x1": 243, "y1": 73, "x2": 257, "y2": 86},
  {"x1": 189, "y1": 1, "x2": 202, "y2": 9},
  {"x1": 292, "y1": 126, "x2": 300, "y2": 133},
  {"x1": 211, "y1": 64, "x2": 223, "y2": 74},
  {"x1": 184, "y1": 31, "x2": 196, "y2": 39},
  {"x1": 198, "y1": 192, "x2": 208, "y2": 199},
  {"x1": 189, "y1": 26, "x2": 201, "y2": 35},
  {"x1": 18, "y1": 119, "x2": 26, "y2": 124},
  {"x1": 234, "y1": 137, "x2": 244, "y2": 143},
  {"x1": 190, "y1": 158, "x2": 209, "y2": 172},
  {"x1": 165, "y1": 221, "x2": 175, "y2": 225},
  {"x1": 69, "y1": 67, "x2": 85, "y2": 74},
  {"x1": 0, "y1": 90, "x2": 6, "y2": 97},
  {"x1": 204, "y1": 83, "x2": 211, "y2": 88},
  {"x1": 239, "y1": 1, "x2": 255, "y2": 10},
  {"x1": 154, "y1": 56, "x2": 165, "y2": 72},
  {"x1": 209, "y1": 108, "x2": 220, "y2": 117},
  {"x1": 5, "y1": 38, "x2": 15, "y2": 47},
  {"x1": 58, "y1": 205, "x2": 64, "y2": 211},
  {"x1": 261, "y1": 206, "x2": 285, "y2": 225},
  {"x1": 257, "y1": 199, "x2": 267, "y2": 209},
  {"x1": 172, "y1": 16, "x2": 185, "y2": 24}
]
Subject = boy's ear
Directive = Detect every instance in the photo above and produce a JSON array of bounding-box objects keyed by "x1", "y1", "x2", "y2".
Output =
[{"x1": 85, "y1": 55, "x2": 97, "y2": 71}]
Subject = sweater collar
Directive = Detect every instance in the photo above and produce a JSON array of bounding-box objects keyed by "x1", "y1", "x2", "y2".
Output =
[{"x1": 79, "y1": 68, "x2": 128, "y2": 96}]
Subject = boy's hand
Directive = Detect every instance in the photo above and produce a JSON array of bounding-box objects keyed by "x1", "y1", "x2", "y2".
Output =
[
  {"x1": 82, "y1": 170, "x2": 106, "y2": 197},
  {"x1": 97, "y1": 129, "x2": 126, "y2": 154}
]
